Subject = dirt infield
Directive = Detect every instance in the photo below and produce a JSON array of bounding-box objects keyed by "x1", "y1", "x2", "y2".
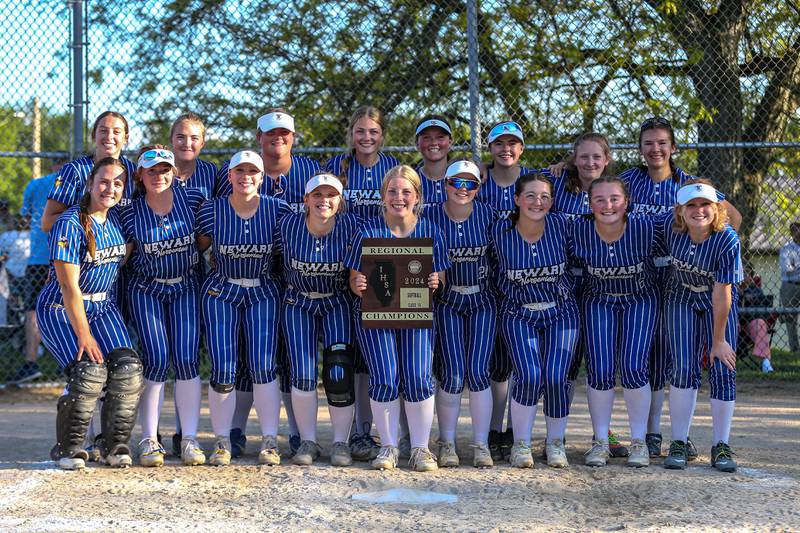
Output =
[{"x1": 1, "y1": 380, "x2": 798, "y2": 532}]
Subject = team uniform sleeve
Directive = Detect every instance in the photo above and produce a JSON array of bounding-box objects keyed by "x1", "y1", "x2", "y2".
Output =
[
  {"x1": 343, "y1": 229, "x2": 364, "y2": 272},
  {"x1": 323, "y1": 156, "x2": 338, "y2": 174},
  {"x1": 431, "y1": 225, "x2": 451, "y2": 273},
  {"x1": 186, "y1": 189, "x2": 206, "y2": 213},
  {"x1": 48, "y1": 163, "x2": 81, "y2": 205},
  {"x1": 715, "y1": 233, "x2": 744, "y2": 285},
  {"x1": 212, "y1": 162, "x2": 230, "y2": 197},
  {"x1": 272, "y1": 199, "x2": 291, "y2": 254},
  {"x1": 196, "y1": 199, "x2": 215, "y2": 237},
  {"x1": 49, "y1": 216, "x2": 85, "y2": 265},
  {"x1": 120, "y1": 206, "x2": 135, "y2": 244},
  {"x1": 651, "y1": 215, "x2": 669, "y2": 264}
]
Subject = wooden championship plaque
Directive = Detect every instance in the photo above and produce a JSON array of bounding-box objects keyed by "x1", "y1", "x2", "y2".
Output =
[{"x1": 361, "y1": 237, "x2": 434, "y2": 329}]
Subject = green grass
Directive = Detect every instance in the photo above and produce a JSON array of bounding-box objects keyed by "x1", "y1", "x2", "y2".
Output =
[{"x1": 737, "y1": 348, "x2": 800, "y2": 381}]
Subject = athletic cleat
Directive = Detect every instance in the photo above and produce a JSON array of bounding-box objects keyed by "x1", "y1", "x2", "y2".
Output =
[
  {"x1": 627, "y1": 438, "x2": 650, "y2": 468},
  {"x1": 209, "y1": 437, "x2": 232, "y2": 466},
  {"x1": 86, "y1": 435, "x2": 103, "y2": 463},
  {"x1": 686, "y1": 436, "x2": 698, "y2": 461},
  {"x1": 436, "y1": 440, "x2": 459, "y2": 468},
  {"x1": 138, "y1": 438, "x2": 166, "y2": 467},
  {"x1": 488, "y1": 430, "x2": 503, "y2": 461},
  {"x1": 711, "y1": 441, "x2": 737, "y2": 473},
  {"x1": 10, "y1": 362, "x2": 42, "y2": 384},
  {"x1": 371, "y1": 445, "x2": 399, "y2": 470},
  {"x1": 585, "y1": 439, "x2": 610, "y2": 467},
  {"x1": 398, "y1": 435, "x2": 412, "y2": 459},
  {"x1": 350, "y1": 432, "x2": 380, "y2": 461},
  {"x1": 646, "y1": 433, "x2": 663, "y2": 458},
  {"x1": 105, "y1": 444, "x2": 133, "y2": 469},
  {"x1": 329, "y1": 441, "x2": 353, "y2": 467},
  {"x1": 258, "y1": 435, "x2": 281, "y2": 466},
  {"x1": 181, "y1": 438, "x2": 206, "y2": 466},
  {"x1": 409, "y1": 447, "x2": 439, "y2": 472},
  {"x1": 289, "y1": 434, "x2": 302, "y2": 456},
  {"x1": 608, "y1": 431, "x2": 629, "y2": 457},
  {"x1": 500, "y1": 428, "x2": 514, "y2": 460},
  {"x1": 172, "y1": 432, "x2": 182, "y2": 458},
  {"x1": 663, "y1": 440, "x2": 687, "y2": 470},
  {"x1": 292, "y1": 440, "x2": 321, "y2": 466},
  {"x1": 57, "y1": 449, "x2": 89, "y2": 470},
  {"x1": 229, "y1": 428, "x2": 247, "y2": 458},
  {"x1": 472, "y1": 442, "x2": 494, "y2": 468},
  {"x1": 509, "y1": 440, "x2": 534, "y2": 468},
  {"x1": 546, "y1": 439, "x2": 569, "y2": 468}
]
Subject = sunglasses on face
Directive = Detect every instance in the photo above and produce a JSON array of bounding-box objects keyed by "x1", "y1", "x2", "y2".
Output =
[
  {"x1": 488, "y1": 121, "x2": 523, "y2": 139},
  {"x1": 640, "y1": 117, "x2": 672, "y2": 131},
  {"x1": 446, "y1": 178, "x2": 480, "y2": 191},
  {"x1": 141, "y1": 149, "x2": 173, "y2": 161}
]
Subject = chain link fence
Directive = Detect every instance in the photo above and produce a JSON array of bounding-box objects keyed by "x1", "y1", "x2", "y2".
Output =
[{"x1": 0, "y1": 0, "x2": 798, "y2": 383}]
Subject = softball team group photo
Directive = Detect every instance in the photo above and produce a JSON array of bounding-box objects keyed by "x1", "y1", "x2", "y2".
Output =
[{"x1": 38, "y1": 106, "x2": 745, "y2": 476}]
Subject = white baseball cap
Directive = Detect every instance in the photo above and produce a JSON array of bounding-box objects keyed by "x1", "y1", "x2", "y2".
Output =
[
  {"x1": 676, "y1": 183, "x2": 718, "y2": 205},
  {"x1": 305, "y1": 173, "x2": 344, "y2": 195},
  {"x1": 138, "y1": 148, "x2": 176, "y2": 169},
  {"x1": 487, "y1": 121, "x2": 524, "y2": 144},
  {"x1": 444, "y1": 160, "x2": 481, "y2": 182},
  {"x1": 229, "y1": 150, "x2": 264, "y2": 173},
  {"x1": 257, "y1": 112, "x2": 295, "y2": 133},
  {"x1": 415, "y1": 117, "x2": 452, "y2": 137}
]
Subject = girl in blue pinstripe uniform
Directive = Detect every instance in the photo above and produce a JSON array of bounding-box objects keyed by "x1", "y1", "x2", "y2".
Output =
[
  {"x1": 170, "y1": 113, "x2": 217, "y2": 200},
  {"x1": 197, "y1": 150, "x2": 290, "y2": 467},
  {"x1": 37, "y1": 157, "x2": 142, "y2": 469},
  {"x1": 660, "y1": 180, "x2": 742, "y2": 472},
  {"x1": 572, "y1": 176, "x2": 662, "y2": 468},
  {"x1": 326, "y1": 106, "x2": 400, "y2": 460},
  {"x1": 123, "y1": 146, "x2": 206, "y2": 467},
  {"x1": 346, "y1": 165, "x2": 451, "y2": 472},
  {"x1": 423, "y1": 160, "x2": 496, "y2": 468},
  {"x1": 415, "y1": 115, "x2": 453, "y2": 209},
  {"x1": 492, "y1": 173, "x2": 580, "y2": 468},
  {"x1": 280, "y1": 174, "x2": 360, "y2": 467}
]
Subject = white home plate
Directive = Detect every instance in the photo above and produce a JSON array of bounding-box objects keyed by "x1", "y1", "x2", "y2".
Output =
[{"x1": 352, "y1": 488, "x2": 457, "y2": 504}]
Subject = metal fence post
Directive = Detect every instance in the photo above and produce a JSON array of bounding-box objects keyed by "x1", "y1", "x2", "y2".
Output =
[
  {"x1": 70, "y1": 0, "x2": 85, "y2": 158},
  {"x1": 467, "y1": 0, "x2": 480, "y2": 161}
]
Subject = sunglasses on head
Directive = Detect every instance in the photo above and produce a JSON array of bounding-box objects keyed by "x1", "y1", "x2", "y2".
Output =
[
  {"x1": 141, "y1": 149, "x2": 173, "y2": 161},
  {"x1": 640, "y1": 117, "x2": 672, "y2": 131},
  {"x1": 446, "y1": 177, "x2": 480, "y2": 191}
]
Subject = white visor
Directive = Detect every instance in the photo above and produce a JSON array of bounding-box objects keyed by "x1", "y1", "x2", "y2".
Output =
[
  {"x1": 676, "y1": 183, "x2": 718, "y2": 205},
  {"x1": 257, "y1": 112, "x2": 295, "y2": 133},
  {"x1": 444, "y1": 160, "x2": 481, "y2": 182},
  {"x1": 137, "y1": 149, "x2": 176, "y2": 170},
  {"x1": 415, "y1": 119, "x2": 452, "y2": 137},
  {"x1": 229, "y1": 150, "x2": 264, "y2": 173},
  {"x1": 305, "y1": 173, "x2": 343, "y2": 195}
]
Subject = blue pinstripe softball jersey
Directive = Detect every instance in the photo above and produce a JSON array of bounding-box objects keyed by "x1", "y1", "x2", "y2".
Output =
[
  {"x1": 174, "y1": 158, "x2": 217, "y2": 200},
  {"x1": 542, "y1": 169, "x2": 592, "y2": 219},
  {"x1": 48, "y1": 156, "x2": 137, "y2": 208},
  {"x1": 620, "y1": 166, "x2": 726, "y2": 216},
  {"x1": 418, "y1": 166, "x2": 448, "y2": 209},
  {"x1": 324, "y1": 152, "x2": 400, "y2": 219},
  {"x1": 476, "y1": 166, "x2": 533, "y2": 220}
]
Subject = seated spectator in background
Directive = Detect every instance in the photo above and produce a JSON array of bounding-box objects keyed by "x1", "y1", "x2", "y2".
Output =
[
  {"x1": 0, "y1": 207, "x2": 30, "y2": 327},
  {"x1": 740, "y1": 261, "x2": 775, "y2": 373},
  {"x1": 779, "y1": 222, "x2": 800, "y2": 353}
]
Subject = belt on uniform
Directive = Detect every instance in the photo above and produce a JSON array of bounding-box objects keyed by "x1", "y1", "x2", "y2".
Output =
[
  {"x1": 154, "y1": 276, "x2": 184, "y2": 285},
  {"x1": 287, "y1": 285, "x2": 333, "y2": 299},
  {"x1": 227, "y1": 278, "x2": 261, "y2": 288},
  {"x1": 682, "y1": 283, "x2": 709, "y2": 293},
  {"x1": 450, "y1": 285, "x2": 481, "y2": 295},
  {"x1": 522, "y1": 301, "x2": 556, "y2": 311},
  {"x1": 606, "y1": 292, "x2": 632, "y2": 297},
  {"x1": 82, "y1": 292, "x2": 108, "y2": 302},
  {"x1": 653, "y1": 256, "x2": 671, "y2": 268}
]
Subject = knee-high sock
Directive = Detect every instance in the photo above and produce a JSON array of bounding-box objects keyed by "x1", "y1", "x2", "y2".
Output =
[
  {"x1": 232, "y1": 390, "x2": 253, "y2": 433},
  {"x1": 282, "y1": 391, "x2": 299, "y2": 437},
  {"x1": 489, "y1": 380, "x2": 509, "y2": 432},
  {"x1": 623, "y1": 385, "x2": 651, "y2": 441},
  {"x1": 291, "y1": 387, "x2": 318, "y2": 442},
  {"x1": 710, "y1": 399, "x2": 735, "y2": 445},
  {"x1": 587, "y1": 386, "x2": 615, "y2": 441},
  {"x1": 668, "y1": 386, "x2": 697, "y2": 442},
  {"x1": 404, "y1": 396, "x2": 435, "y2": 450},
  {"x1": 435, "y1": 390, "x2": 461, "y2": 443},
  {"x1": 469, "y1": 388, "x2": 493, "y2": 445},
  {"x1": 252, "y1": 381, "x2": 281, "y2": 437},
  {"x1": 648, "y1": 389, "x2": 665, "y2": 434},
  {"x1": 370, "y1": 398, "x2": 400, "y2": 447},
  {"x1": 208, "y1": 386, "x2": 235, "y2": 438},
  {"x1": 353, "y1": 374, "x2": 373, "y2": 436},
  {"x1": 174, "y1": 377, "x2": 201, "y2": 438},
  {"x1": 545, "y1": 416, "x2": 568, "y2": 442},
  {"x1": 139, "y1": 379, "x2": 165, "y2": 440},
  {"x1": 329, "y1": 404, "x2": 354, "y2": 444},
  {"x1": 510, "y1": 399, "x2": 536, "y2": 445}
]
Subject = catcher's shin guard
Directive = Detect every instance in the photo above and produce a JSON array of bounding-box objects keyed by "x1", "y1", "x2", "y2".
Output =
[
  {"x1": 101, "y1": 348, "x2": 144, "y2": 456},
  {"x1": 54, "y1": 360, "x2": 107, "y2": 459}
]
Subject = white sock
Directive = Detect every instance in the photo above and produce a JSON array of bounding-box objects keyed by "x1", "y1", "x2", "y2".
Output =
[
  {"x1": 329, "y1": 405, "x2": 354, "y2": 443},
  {"x1": 232, "y1": 390, "x2": 253, "y2": 433},
  {"x1": 668, "y1": 386, "x2": 697, "y2": 442},
  {"x1": 282, "y1": 391, "x2": 299, "y2": 437},
  {"x1": 291, "y1": 387, "x2": 318, "y2": 442},
  {"x1": 174, "y1": 377, "x2": 201, "y2": 438},
  {"x1": 509, "y1": 399, "x2": 536, "y2": 444},
  {"x1": 469, "y1": 388, "x2": 493, "y2": 445},
  {"x1": 505, "y1": 375, "x2": 515, "y2": 430},
  {"x1": 648, "y1": 389, "x2": 665, "y2": 434},
  {"x1": 545, "y1": 416, "x2": 568, "y2": 442},
  {"x1": 353, "y1": 373, "x2": 373, "y2": 435},
  {"x1": 139, "y1": 380, "x2": 165, "y2": 440},
  {"x1": 398, "y1": 400, "x2": 409, "y2": 439},
  {"x1": 404, "y1": 396, "x2": 435, "y2": 449},
  {"x1": 435, "y1": 390, "x2": 461, "y2": 443},
  {"x1": 490, "y1": 380, "x2": 509, "y2": 432},
  {"x1": 710, "y1": 399, "x2": 735, "y2": 445},
  {"x1": 587, "y1": 386, "x2": 615, "y2": 441},
  {"x1": 252, "y1": 381, "x2": 281, "y2": 437},
  {"x1": 173, "y1": 383, "x2": 182, "y2": 434},
  {"x1": 370, "y1": 398, "x2": 400, "y2": 446},
  {"x1": 623, "y1": 385, "x2": 651, "y2": 441},
  {"x1": 208, "y1": 386, "x2": 235, "y2": 437}
]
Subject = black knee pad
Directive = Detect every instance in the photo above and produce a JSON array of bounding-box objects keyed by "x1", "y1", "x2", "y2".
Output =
[
  {"x1": 322, "y1": 343, "x2": 355, "y2": 408},
  {"x1": 211, "y1": 380, "x2": 235, "y2": 394},
  {"x1": 55, "y1": 360, "x2": 107, "y2": 458},
  {"x1": 101, "y1": 348, "x2": 144, "y2": 453}
]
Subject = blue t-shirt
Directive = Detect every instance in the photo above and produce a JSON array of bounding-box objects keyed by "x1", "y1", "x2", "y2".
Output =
[{"x1": 22, "y1": 172, "x2": 57, "y2": 265}]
